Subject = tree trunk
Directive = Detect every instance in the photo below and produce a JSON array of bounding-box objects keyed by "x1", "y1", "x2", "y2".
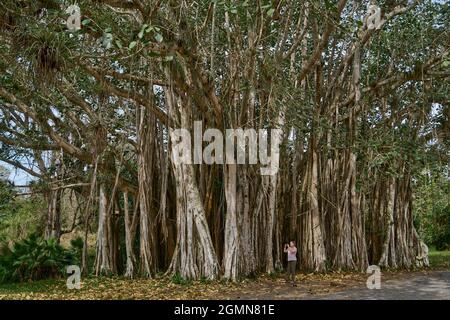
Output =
[
  {"x1": 123, "y1": 191, "x2": 137, "y2": 278},
  {"x1": 44, "y1": 189, "x2": 62, "y2": 241},
  {"x1": 300, "y1": 144, "x2": 326, "y2": 272},
  {"x1": 164, "y1": 82, "x2": 219, "y2": 280},
  {"x1": 94, "y1": 184, "x2": 116, "y2": 275},
  {"x1": 137, "y1": 106, "x2": 158, "y2": 277},
  {"x1": 223, "y1": 164, "x2": 239, "y2": 280},
  {"x1": 379, "y1": 169, "x2": 429, "y2": 268}
]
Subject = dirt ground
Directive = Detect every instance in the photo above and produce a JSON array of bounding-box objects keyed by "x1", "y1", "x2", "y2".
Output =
[{"x1": 0, "y1": 269, "x2": 448, "y2": 300}]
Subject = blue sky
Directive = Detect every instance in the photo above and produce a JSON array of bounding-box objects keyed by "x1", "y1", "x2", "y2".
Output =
[{"x1": 1, "y1": 162, "x2": 36, "y2": 185}]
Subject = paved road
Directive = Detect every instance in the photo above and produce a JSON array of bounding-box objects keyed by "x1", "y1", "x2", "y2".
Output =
[{"x1": 318, "y1": 271, "x2": 450, "y2": 300}]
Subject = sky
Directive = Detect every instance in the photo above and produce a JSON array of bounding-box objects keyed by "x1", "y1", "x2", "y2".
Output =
[{"x1": 1, "y1": 161, "x2": 36, "y2": 186}]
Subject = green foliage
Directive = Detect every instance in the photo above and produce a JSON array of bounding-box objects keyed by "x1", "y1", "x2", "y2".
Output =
[
  {"x1": 199, "y1": 276, "x2": 211, "y2": 284},
  {"x1": 69, "y1": 236, "x2": 84, "y2": 251},
  {"x1": 0, "y1": 166, "x2": 14, "y2": 213},
  {"x1": 0, "y1": 234, "x2": 80, "y2": 283},
  {"x1": 414, "y1": 167, "x2": 450, "y2": 251},
  {"x1": 68, "y1": 236, "x2": 84, "y2": 265},
  {"x1": 171, "y1": 273, "x2": 191, "y2": 285},
  {"x1": 0, "y1": 195, "x2": 45, "y2": 244},
  {"x1": 422, "y1": 204, "x2": 450, "y2": 251},
  {"x1": 0, "y1": 179, "x2": 15, "y2": 213}
]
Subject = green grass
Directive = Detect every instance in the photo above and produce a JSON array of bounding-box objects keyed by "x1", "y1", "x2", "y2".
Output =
[
  {"x1": 170, "y1": 273, "x2": 193, "y2": 286},
  {"x1": 428, "y1": 248, "x2": 450, "y2": 269}
]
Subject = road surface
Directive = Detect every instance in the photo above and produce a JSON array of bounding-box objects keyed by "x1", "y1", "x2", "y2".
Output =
[
  {"x1": 229, "y1": 271, "x2": 450, "y2": 300},
  {"x1": 319, "y1": 271, "x2": 449, "y2": 300}
]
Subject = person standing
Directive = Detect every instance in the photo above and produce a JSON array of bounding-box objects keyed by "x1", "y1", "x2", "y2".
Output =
[{"x1": 284, "y1": 241, "x2": 297, "y2": 286}]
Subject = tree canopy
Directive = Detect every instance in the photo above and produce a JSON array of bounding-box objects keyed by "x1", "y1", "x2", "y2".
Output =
[{"x1": 0, "y1": 0, "x2": 448, "y2": 281}]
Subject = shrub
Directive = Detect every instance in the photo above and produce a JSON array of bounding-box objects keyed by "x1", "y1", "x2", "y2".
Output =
[
  {"x1": 0, "y1": 233, "x2": 79, "y2": 283},
  {"x1": 68, "y1": 236, "x2": 84, "y2": 265}
]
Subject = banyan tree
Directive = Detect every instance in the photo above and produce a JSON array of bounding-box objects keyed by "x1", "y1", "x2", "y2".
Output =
[{"x1": 0, "y1": 0, "x2": 448, "y2": 280}]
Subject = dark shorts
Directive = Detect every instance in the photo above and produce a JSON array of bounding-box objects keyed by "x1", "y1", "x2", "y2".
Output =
[{"x1": 287, "y1": 260, "x2": 296, "y2": 275}]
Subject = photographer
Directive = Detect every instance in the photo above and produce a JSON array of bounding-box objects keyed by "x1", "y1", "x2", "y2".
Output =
[{"x1": 284, "y1": 241, "x2": 297, "y2": 286}]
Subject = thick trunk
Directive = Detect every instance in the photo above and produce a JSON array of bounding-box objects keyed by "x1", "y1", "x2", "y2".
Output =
[
  {"x1": 139, "y1": 189, "x2": 156, "y2": 277},
  {"x1": 165, "y1": 83, "x2": 219, "y2": 280},
  {"x1": 332, "y1": 153, "x2": 355, "y2": 270},
  {"x1": 300, "y1": 146, "x2": 326, "y2": 272},
  {"x1": 264, "y1": 114, "x2": 284, "y2": 273},
  {"x1": 379, "y1": 178, "x2": 396, "y2": 268},
  {"x1": 378, "y1": 170, "x2": 428, "y2": 268},
  {"x1": 223, "y1": 164, "x2": 239, "y2": 280},
  {"x1": 237, "y1": 166, "x2": 256, "y2": 276},
  {"x1": 349, "y1": 152, "x2": 368, "y2": 271},
  {"x1": 413, "y1": 228, "x2": 429, "y2": 267},
  {"x1": 329, "y1": 150, "x2": 368, "y2": 271},
  {"x1": 94, "y1": 185, "x2": 116, "y2": 275},
  {"x1": 167, "y1": 155, "x2": 220, "y2": 279},
  {"x1": 137, "y1": 106, "x2": 158, "y2": 277}
]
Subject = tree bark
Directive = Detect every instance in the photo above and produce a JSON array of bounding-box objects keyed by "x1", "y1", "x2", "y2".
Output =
[{"x1": 94, "y1": 184, "x2": 116, "y2": 275}]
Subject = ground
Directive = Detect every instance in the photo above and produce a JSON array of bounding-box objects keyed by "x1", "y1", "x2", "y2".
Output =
[
  {"x1": 319, "y1": 271, "x2": 449, "y2": 300},
  {"x1": 0, "y1": 250, "x2": 448, "y2": 300},
  {"x1": 227, "y1": 270, "x2": 449, "y2": 300}
]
